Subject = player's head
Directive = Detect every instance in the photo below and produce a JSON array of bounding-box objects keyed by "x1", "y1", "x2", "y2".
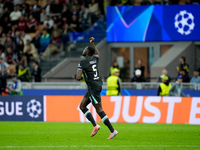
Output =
[{"x1": 82, "y1": 46, "x2": 95, "y2": 57}]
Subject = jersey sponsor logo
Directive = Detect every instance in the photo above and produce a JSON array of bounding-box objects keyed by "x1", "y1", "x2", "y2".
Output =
[
  {"x1": 78, "y1": 63, "x2": 81, "y2": 68},
  {"x1": 89, "y1": 60, "x2": 97, "y2": 64}
]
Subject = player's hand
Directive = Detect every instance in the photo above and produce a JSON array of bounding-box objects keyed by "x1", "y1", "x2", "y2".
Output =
[{"x1": 90, "y1": 37, "x2": 94, "y2": 43}]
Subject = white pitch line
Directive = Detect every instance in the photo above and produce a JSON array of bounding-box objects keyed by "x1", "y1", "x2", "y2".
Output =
[{"x1": 0, "y1": 145, "x2": 199, "y2": 149}]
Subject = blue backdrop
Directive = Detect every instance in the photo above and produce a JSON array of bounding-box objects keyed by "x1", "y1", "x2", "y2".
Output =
[{"x1": 106, "y1": 5, "x2": 200, "y2": 42}]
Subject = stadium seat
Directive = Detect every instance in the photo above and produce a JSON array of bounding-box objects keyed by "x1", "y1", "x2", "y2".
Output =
[
  {"x1": 28, "y1": 33, "x2": 36, "y2": 39},
  {"x1": 38, "y1": 0, "x2": 47, "y2": 6},
  {"x1": 8, "y1": 64, "x2": 16, "y2": 76}
]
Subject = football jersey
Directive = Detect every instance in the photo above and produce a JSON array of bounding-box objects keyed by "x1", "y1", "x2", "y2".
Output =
[{"x1": 78, "y1": 55, "x2": 103, "y2": 87}]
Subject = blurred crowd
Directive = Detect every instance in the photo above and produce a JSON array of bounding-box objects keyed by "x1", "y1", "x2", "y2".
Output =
[
  {"x1": 0, "y1": 0, "x2": 105, "y2": 95},
  {"x1": 0, "y1": 0, "x2": 199, "y2": 96}
]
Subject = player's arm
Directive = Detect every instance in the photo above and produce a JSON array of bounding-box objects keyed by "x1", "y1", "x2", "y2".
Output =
[
  {"x1": 90, "y1": 37, "x2": 99, "y2": 56},
  {"x1": 76, "y1": 69, "x2": 83, "y2": 81}
]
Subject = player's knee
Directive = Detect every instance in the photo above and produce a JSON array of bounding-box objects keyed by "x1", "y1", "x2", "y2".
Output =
[{"x1": 79, "y1": 104, "x2": 85, "y2": 111}]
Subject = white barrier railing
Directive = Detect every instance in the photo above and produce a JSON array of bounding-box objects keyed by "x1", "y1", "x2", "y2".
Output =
[{"x1": 7, "y1": 82, "x2": 200, "y2": 90}]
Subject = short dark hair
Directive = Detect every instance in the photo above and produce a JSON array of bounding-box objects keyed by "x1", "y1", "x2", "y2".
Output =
[
  {"x1": 33, "y1": 60, "x2": 39, "y2": 65},
  {"x1": 180, "y1": 56, "x2": 186, "y2": 62},
  {"x1": 87, "y1": 46, "x2": 95, "y2": 56}
]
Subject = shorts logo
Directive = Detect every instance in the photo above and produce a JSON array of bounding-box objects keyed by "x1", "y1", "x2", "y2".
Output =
[
  {"x1": 27, "y1": 99, "x2": 42, "y2": 118},
  {"x1": 174, "y1": 10, "x2": 195, "y2": 35}
]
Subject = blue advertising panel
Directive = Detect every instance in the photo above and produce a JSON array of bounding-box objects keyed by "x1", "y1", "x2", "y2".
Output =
[
  {"x1": 106, "y1": 5, "x2": 200, "y2": 42},
  {"x1": 0, "y1": 96, "x2": 44, "y2": 121}
]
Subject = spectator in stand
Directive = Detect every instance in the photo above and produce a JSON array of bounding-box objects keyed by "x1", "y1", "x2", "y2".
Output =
[
  {"x1": 64, "y1": 0, "x2": 72, "y2": 11},
  {"x1": 131, "y1": 69, "x2": 146, "y2": 82},
  {"x1": 157, "y1": 75, "x2": 171, "y2": 96},
  {"x1": 176, "y1": 56, "x2": 189, "y2": 75},
  {"x1": 169, "y1": 75, "x2": 189, "y2": 97},
  {"x1": 53, "y1": 16, "x2": 62, "y2": 29},
  {"x1": 69, "y1": 15, "x2": 81, "y2": 32},
  {"x1": 50, "y1": 0, "x2": 63, "y2": 16},
  {"x1": 39, "y1": 29, "x2": 51, "y2": 54},
  {"x1": 51, "y1": 24, "x2": 62, "y2": 37},
  {"x1": 0, "y1": 26, "x2": 4, "y2": 37},
  {"x1": 61, "y1": 23, "x2": 71, "y2": 51},
  {"x1": 179, "y1": 69, "x2": 190, "y2": 83},
  {"x1": 44, "y1": 0, "x2": 51, "y2": 16},
  {"x1": 8, "y1": 74, "x2": 23, "y2": 95},
  {"x1": 3, "y1": 0, "x2": 14, "y2": 12},
  {"x1": 0, "y1": 0, "x2": 4, "y2": 15},
  {"x1": 61, "y1": 16, "x2": 70, "y2": 28},
  {"x1": 33, "y1": 6, "x2": 41, "y2": 23},
  {"x1": 18, "y1": 49, "x2": 27, "y2": 67},
  {"x1": 158, "y1": 69, "x2": 171, "y2": 83},
  {"x1": 41, "y1": 31, "x2": 62, "y2": 59},
  {"x1": 190, "y1": 70, "x2": 200, "y2": 84},
  {"x1": 1, "y1": 16, "x2": 12, "y2": 34},
  {"x1": 26, "y1": 14, "x2": 38, "y2": 33},
  {"x1": 117, "y1": 0, "x2": 132, "y2": 5},
  {"x1": 20, "y1": 0, "x2": 29, "y2": 16},
  {"x1": 61, "y1": 5, "x2": 71, "y2": 23},
  {"x1": 73, "y1": 0, "x2": 81, "y2": 11},
  {"x1": 32, "y1": 0, "x2": 39, "y2": 12},
  {"x1": 10, "y1": 6, "x2": 22, "y2": 25},
  {"x1": 23, "y1": 39, "x2": 39, "y2": 65},
  {"x1": 89, "y1": 0, "x2": 100, "y2": 24},
  {"x1": 70, "y1": 5, "x2": 79, "y2": 20},
  {"x1": 32, "y1": 60, "x2": 42, "y2": 82},
  {"x1": 110, "y1": 61, "x2": 120, "y2": 76},
  {"x1": 40, "y1": 8, "x2": 47, "y2": 24},
  {"x1": 4, "y1": 37, "x2": 16, "y2": 51},
  {"x1": 0, "y1": 34, "x2": 6, "y2": 46},
  {"x1": 0, "y1": 48, "x2": 5, "y2": 60},
  {"x1": 15, "y1": 39, "x2": 26, "y2": 66},
  {"x1": 31, "y1": 30, "x2": 41, "y2": 51},
  {"x1": 18, "y1": 63, "x2": 31, "y2": 82},
  {"x1": 17, "y1": 16, "x2": 27, "y2": 31},
  {"x1": 21, "y1": 30, "x2": 32, "y2": 45},
  {"x1": 5, "y1": 47, "x2": 15, "y2": 65},
  {"x1": 1, "y1": 7, "x2": 10, "y2": 21},
  {"x1": 15, "y1": 39, "x2": 24, "y2": 53},
  {"x1": 0, "y1": 57, "x2": 9, "y2": 95},
  {"x1": 14, "y1": 30, "x2": 21, "y2": 45},
  {"x1": 134, "y1": 58, "x2": 145, "y2": 77},
  {"x1": 28, "y1": 5, "x2": 34, "y2": 16},
  {"x1": 79, "y1": 4, "x2": 90, "y2": 31},
  {"x1": 9, "y1": 25, "x2": 17, "y2": 38},
  {"x1": 43, "y1": 15, "x2": 54, "y2": 30}
]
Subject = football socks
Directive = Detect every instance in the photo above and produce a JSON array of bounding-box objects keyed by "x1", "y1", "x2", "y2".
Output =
[
  {"x1": 82, "y1": 108, "x2": 97, "y2": 127},
  {"x1": 98, "y1": 111, "x2": 114, "y2": 133}
]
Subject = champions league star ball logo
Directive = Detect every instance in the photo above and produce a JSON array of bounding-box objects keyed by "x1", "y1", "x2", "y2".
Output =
[
  {"x1": 27, "y1": 99, "x2": 42, "y2": 118},
  {"x1": 174, "y1": 10, "x2": 195, "y2": 35}
]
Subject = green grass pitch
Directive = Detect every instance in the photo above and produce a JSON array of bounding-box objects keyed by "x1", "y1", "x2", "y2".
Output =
[{"x1": 0, "y1": 122, "x2": 200, "y2": 150}]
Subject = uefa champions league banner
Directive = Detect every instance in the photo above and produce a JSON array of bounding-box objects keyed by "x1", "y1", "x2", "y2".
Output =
[
  {"x1": 106, "y1": 5, "x2": 200, "y2": 42},
  {"x1": 1, "y1": 96, "x2": 200, "y2": 124},
  {"x1": 0, "y1": 96, "x2": 44, "y2": 121}
]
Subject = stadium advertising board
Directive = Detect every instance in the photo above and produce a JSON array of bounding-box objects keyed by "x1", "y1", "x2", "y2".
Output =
[
  {"x1": 46, "y1": 96, "x2": 200, "y2": 125},
  {"x1": 0, "y1": 96, "x2": 44, "y2": 121},
  {"x1": 106, "y1": 5, "x2": 200, "y2": 42}
]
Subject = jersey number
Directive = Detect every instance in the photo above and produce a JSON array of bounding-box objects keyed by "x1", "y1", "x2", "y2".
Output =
[{"x1": 92, "y1": 64, "x2": 99, "y2": 80}]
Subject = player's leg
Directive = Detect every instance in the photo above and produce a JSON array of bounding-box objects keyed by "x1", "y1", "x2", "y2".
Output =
[
  {"x1": 79, "y1": 94, "x2": 97, "y2": 127},
  {"x1": 93, "y1": 102, "x2": 114, "y2": 132},
  {"x1": 91, "y1": 93, "x2": 118, "y2": 139}
]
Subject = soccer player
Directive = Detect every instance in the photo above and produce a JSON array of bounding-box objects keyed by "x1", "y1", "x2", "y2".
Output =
[{"x1": 76, "y1": 37, "x2": 118, "y2": 139}]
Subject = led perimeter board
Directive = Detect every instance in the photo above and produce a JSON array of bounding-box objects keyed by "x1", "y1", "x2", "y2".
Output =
[{"x1": 106, "y1": 5, "x2": 200, "y2": 42}]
